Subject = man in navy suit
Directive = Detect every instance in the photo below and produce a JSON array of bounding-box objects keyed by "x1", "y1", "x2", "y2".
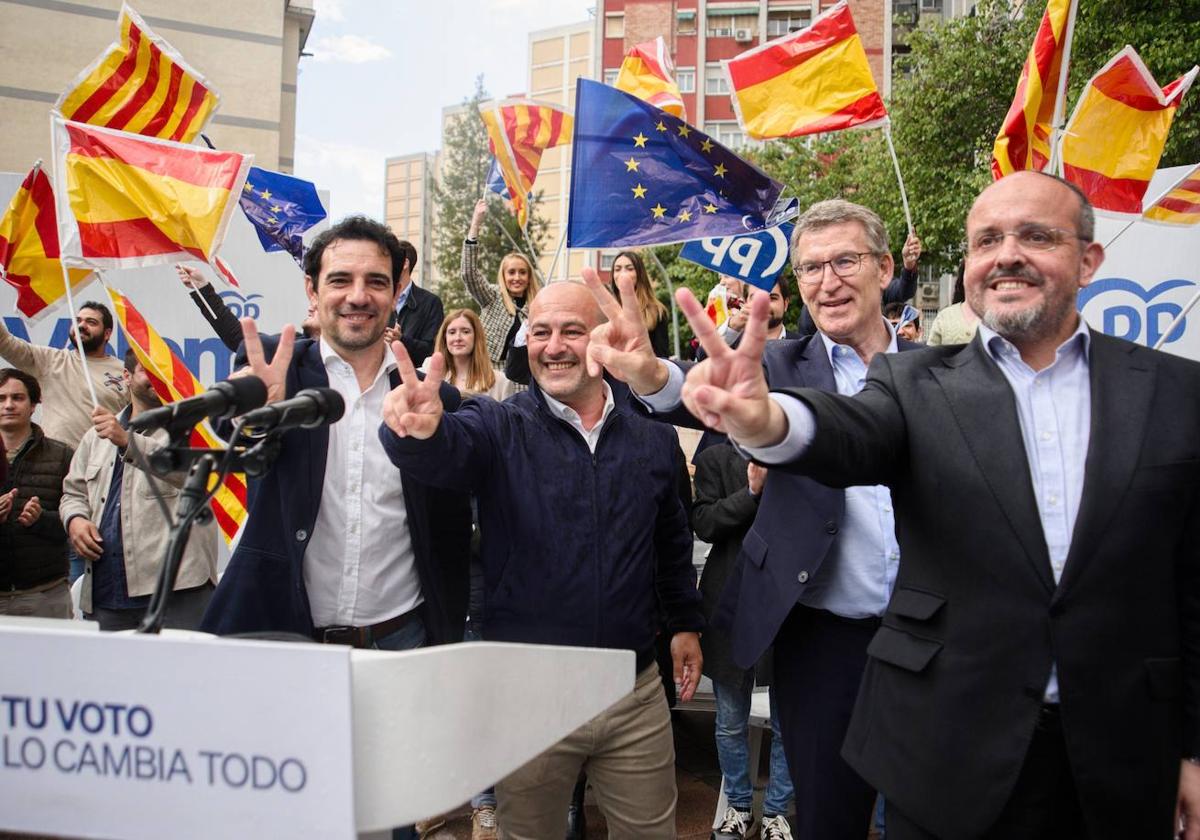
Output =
[
  {"x1": 200, "y1": 216, "x2": 470, "y2": 652},
  {"x1": 586, "y1": 199, "x2": 919, "y2": 839}
]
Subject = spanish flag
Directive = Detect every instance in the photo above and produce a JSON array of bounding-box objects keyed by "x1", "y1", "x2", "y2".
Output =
[
  {"x1": 1142, "y1": 164, "x2": 1200, "y2": 226},
  {"x1": 0, "y1": 163, "x2": 94, "y2": 320},
  {"x1": 53, "y1": 117, "x2": 251, "y2": 270},
  {"x1": 479, "y1": 99, "x2": 573, "y2": 228},
  {"x1": 724, "y1": 1, "x2": 888, "y2": 140},
  {"x1": 56, "y1": 3, "x2": 220, "y2": 144},
  {"x1": 991, "y1": 0, "x2": 1075, "y2": 179},
  {"x1": 108, "y1": 287, "x2": 248, "y2": 544},
  {"x1": 1062, "y1": 47, "x2": 1198, "y2": 214},
  {"x1": 616, "y1": 36, "x2": 686, "y2": 119}
]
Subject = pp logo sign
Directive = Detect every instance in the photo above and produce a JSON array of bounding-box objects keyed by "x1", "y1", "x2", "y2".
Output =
[
  {"x1": 218, "y1": 290, "x2": 265, "y2": 320},
  {"x1": 679, "y1": 223, "x2": 794, "y2": 291},
  {"x1": 1078, "y1": 277, "x2": 1196, "y2": 347}
]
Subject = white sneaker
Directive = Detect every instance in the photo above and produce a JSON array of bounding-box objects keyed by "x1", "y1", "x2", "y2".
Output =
[
  {"x1": 712, "y1": 806, "x2": 756, "y2": 840},
  {"x1": 761, "y1": 814, "x2": 793, "y2": 840}
]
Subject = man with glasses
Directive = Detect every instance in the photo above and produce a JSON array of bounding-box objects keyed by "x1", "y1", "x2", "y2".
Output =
[
  {"x1": 586, "y1": 198, "x2": 920, "y2": 839},
  {"x1": 624, "y1": 171, "x2": 1200, "y2": 839}
]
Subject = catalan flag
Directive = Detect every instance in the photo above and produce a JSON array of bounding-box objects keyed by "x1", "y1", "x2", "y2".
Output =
[
  {"x1": 615, "y1": 36, "x2": 686, "y2": 119},
  {"x1": 107, "y1": 287, "x2": 247, "y2": 544},
  {"x1": 991, "y1": 0, "x2": 1076, "y2": 179},
  {"x1": 724, "y1": 1, "x2": 888, "y2": 140},
  {"x1": 479, "y1": 98, "x2": 573, "y2": 227},
  {"x1": 1143, "y1": 163, "x2": 1200, "y2": 226},
  {"x1": 1062, "y1": 47, "x2": 1198, "y2": 214},
  {"x1": 55, "y1": 3, "x2": 220, "y2": 144},
  {"x1": 0, "y1": 163, "x2": 94, "y2": 320},
  {"x1": 53, "y1": 117, "x2": 251, "y2": 270}
]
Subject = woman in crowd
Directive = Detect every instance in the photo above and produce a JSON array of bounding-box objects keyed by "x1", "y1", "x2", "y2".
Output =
[
  {"x1": 611, "y1": 250, "x2": 670, "y2": 357},
  {"x1": 927, "y1": 262, "x2": 978, "y2": 346},
  {"x1": 423, "y1": 309, "x2": 515, "y2": 401},
  {"x1": 462, "y1": 198, "x2": 542, "y2": 367}
]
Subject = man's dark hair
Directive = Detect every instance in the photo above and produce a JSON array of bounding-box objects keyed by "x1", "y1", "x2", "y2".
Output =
[
  {"x1": 0, "y1": 368, "x2": 41, "y2": 405},
  {"x1": 303, "y1": 215, "x2": 405, "y2": 292},
  {"x1": 123, "y1": 348, "x2": 141, "y2": 374},
  {"x1": 79, "y1": 301, "x2": 114, "y2": 332},
  {"x1": 774, "y1": 273, "x2": 791, "y2": 301},
  {"x1": 396, "y1": 240, "x2": 418, "y2": 278}
]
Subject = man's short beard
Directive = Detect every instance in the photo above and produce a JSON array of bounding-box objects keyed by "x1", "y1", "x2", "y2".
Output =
[
  {"x1": 970, "y1": 264, "x2": 1074, "y2": 345},
  {"x1": 767, "y1": 315, "x2": 784, "y2": 329},
  {"x1": 73, "y1": 332, "x2": 106, "y2": 354}
]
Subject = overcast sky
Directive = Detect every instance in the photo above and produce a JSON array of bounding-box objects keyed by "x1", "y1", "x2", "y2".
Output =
[{"x1": 295, "y1": 0, "x2": 595, "y2": 219}]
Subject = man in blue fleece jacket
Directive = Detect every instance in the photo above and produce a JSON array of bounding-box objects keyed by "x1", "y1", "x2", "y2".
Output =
[{"x1": 379, "y1": 281, "x2": 703, "y2": 840}]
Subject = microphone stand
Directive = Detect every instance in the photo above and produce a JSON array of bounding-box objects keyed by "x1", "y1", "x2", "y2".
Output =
[{"x1": 136, "y1": 424, "x2": 285, "y2": 635}]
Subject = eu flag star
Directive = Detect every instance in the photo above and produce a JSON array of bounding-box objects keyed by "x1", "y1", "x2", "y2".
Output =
[
  {"x1": 651, "y1": 204, "x2": 667, "y2": 219},
  {"x1": 259, "y1": 189, "x2": 272, "y2": 200},
  {"x1": 678, "y1": 209, "x2": 692, "y2": 222},
  {"x1": 714, "y1": 163, "x2": 728, "y2": 178},
  {"x1": 243, "y1": 182, "x2": 254, "y2": 193},
  {"x1": 270, "y1": 205, "x2": 283, "y2": 213},
  {"x1": 633, "y1": 132, "x2": 648, "y2": 148},
  {"x1": 704, "y1": 202, "x2": 719, "y2": 214},
  {"x1": 632, "y1": 184, "x2": 648, "y2": 199},
  {"x1": 625, "y1": 157, "x2": 640, "y2": 172},
  {"x1": 677, "y1": 124, "x2": 691, "y2": 138},
  {"x1": 700, "y1": 138, "x2": 714, "y2": 153},
  {"x1": 655, "y1": 120, "x2": 667, "y2": 132}
]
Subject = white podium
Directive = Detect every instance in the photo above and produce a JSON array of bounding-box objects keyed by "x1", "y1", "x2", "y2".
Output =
[{"x1": 0, "y1": 617, "x2": 634, "y2": 839}]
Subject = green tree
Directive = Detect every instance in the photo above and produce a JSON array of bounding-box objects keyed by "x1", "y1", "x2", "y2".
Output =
[{"x1": 431, "y1": 76, "x2": 549, "y2": 313}]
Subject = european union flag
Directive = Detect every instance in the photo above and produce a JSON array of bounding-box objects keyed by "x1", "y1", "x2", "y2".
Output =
[
  {"x1": 567, "y1": 78, "x2": 785, "y2": 248},
  {"x1": 238, "y1": 167, "x2": 327, "y2": 267}
]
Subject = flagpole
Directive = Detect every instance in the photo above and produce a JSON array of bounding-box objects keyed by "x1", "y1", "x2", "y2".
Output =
[
  {"x1": 1153, "y1": 285, "x2": 1200, "y2": 351},
  {"x1": 1102, "y1": 173, "x2": 1190, "y2": 249},
  {"x1": 545, "y1": 228, "x2": 568, "y2": 282},
  {"x1": 1049, "y1": 0, "x2": 1080, "y2": 176},
  {"x1": 645, "y1": 250, "x2": 681, "y2": 359},
  {"x1": 60, "y1": 261, "x2": 99, "y2": 407},
  {"x1": 883, "y1": 124, "x2": 914, "y2": 235}
]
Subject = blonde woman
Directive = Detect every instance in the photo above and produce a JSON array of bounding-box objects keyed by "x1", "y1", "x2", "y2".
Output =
[
  {"x1": 462, "y1": 198, "x2": 542, "y2": 366},
  {"x1": 422, "y1": 309, "x2": 515, "y2": 401},
  {"x1": 611, "y1": 250, "x2": 670, "y2": 357}
]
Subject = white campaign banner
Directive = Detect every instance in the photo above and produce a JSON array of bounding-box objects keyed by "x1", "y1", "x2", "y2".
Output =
[
  {"x1": 0, "y1": 621, "x2": 355, "y2": 840},
  {"x1": 1083, "y1": 164, "x2": 1200, "y2": 362}
]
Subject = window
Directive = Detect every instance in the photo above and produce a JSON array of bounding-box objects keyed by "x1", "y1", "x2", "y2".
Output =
[
  {"x1": 705, "y1": 64, "x2": 730, "y2": 95},
  {"x1": 706, "y1": 121, "x2": 745, "y2": 148},
  {"x1": 599, "y1": 251, "x2": 618, "y2": 271},
  {"x1": 604, "y1": 68, "x2": 620, "y2": 86},
  {"x1": 767, "y1": 10, "x2": 812, "y2": 36},
  {"x1": 605, "y1": 13, "x2": 624, "y2": 39},
  {"x1": 707, "y1": 19, "x2": 733, "y2": 37},
  {"x1": 676, "y1": 67, "x2": 696, "y2": 93},
  {"x1": 677, "y1": 11, "x2": 697, "y2": 35},
  {"x1": 920, "y1": 0, "x2": 943, "y2": 11}
]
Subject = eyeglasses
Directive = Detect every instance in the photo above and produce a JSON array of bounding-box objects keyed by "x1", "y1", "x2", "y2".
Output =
[
  {"x1": 966, "y1": 225, "x2": 1088, "y2": 257},
  {"x1": 794, "y1": 252, "x2": 879, "y2": 285}
]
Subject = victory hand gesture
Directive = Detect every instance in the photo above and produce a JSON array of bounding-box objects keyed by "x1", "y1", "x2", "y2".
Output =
[
  {"x1": 677, "y1": 287, "x2": 787, "y2": 448},
  {"x1": 382, "y1": 342, "x2": 444, "y2": 439},
  {"x1": 582, "y1": 266, "x2": 669, "y2": 395},
  {"x1": 238, "y1": 317, "x2": 295, "y2": 405}
]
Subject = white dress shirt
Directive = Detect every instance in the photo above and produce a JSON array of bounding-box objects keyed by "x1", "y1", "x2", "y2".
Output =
[
  {"x1": 304, "y1": 339, "x2": 421, "y2": 627},
  {"x1": 540, "y1": 382, "x2": 616, "y2": 453}
]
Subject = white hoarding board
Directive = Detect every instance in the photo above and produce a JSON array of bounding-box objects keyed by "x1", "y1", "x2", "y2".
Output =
[
  {"x1": 1084, "y1": 164, "x2": 1200, "y2": 362},
  {"x1": 0, "y1": 623, "x2": 355, "y2": 840}
]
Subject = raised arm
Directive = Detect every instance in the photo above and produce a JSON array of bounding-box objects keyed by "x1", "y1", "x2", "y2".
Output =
[
  {"x1": 461, "y1": 199, "x2": 500, "y2": 309},
  {"x1": 178, "y1": 264, "x2": 244, "y2": 352},
  {"x1": 0, "y1": 316, "x2": 52, "y2": 375}
]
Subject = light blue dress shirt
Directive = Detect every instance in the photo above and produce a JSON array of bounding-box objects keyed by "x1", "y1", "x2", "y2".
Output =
[{"x1": 394, "y1": 281, "x2": 414, "y2": 314}]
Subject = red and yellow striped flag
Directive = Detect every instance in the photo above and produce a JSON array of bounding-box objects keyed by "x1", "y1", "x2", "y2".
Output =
[
  {"x1": 107, "y1": 287, "x2": 247, "y2": 544},
  {"x1": 55, "y1": 3, "x2": 220, "y2": 144},
  {"x1": 1062, "y1": 47, "x2": 1198, "y2": 214},
  {"x1": 615, "y1": 36, "x2": 686, "y2": 119},
  {"x1": 0, "y1": 163, "x2": 94, "y2": 320},
  {"x1": 991, "y1": 0, "x2": 1075, "y2": 179},
  {"x1": 1143, "y1": 164, "x2": 1200, "y2": 226},
  {"x1": 479, "y1": 98, "x2": 573, "y2": 227},
  {"x1": 724, "y1": 1, "x2": 888, "y2": 140},
  {"x1": 53, "y1": 117, "x2": 251, "y2": 270}
]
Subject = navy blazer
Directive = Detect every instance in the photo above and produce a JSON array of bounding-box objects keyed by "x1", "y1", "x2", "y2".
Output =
[
  {"x1": 656, "y1": 333, "x2": 919, "y2": 670},
  {"x1": 199, "y1": 337, "x2": 471, "y2": 643}
]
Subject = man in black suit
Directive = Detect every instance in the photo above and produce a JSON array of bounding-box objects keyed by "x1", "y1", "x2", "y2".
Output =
[
  {"x1": 585, "y1": 199, "x2": 920, "y2": 839},
  {"x1": 383, "y1": 240, "x2": 444, "y2": 367},
  {"x1": 200, "y1": 216, "x2": 470, "y2": 654},
  {"x1": 647, "y1": 171, "x2": 1200, "y2": 839}
]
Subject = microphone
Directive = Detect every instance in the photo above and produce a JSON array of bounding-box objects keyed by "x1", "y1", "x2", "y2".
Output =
[
  {"x1": 130, "y1": 376, "x2": 268, "y2": 434},
  {"x1": 238, "y1": 388, "x2": 345, "y2": 434}
]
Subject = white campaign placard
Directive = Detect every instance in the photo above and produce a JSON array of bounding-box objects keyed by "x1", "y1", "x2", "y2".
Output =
[
  {"x1": 1084, "y1": 164, "x2": 1200, "y2": 363},
  {"x1": 0, "y1": 621, "x2": 355, "y2": 840}
]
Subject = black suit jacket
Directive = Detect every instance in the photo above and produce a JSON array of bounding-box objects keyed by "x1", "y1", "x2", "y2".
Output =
[
  {"x1": 779, "y1": 331, "x2": 1200, "y2": 839},
  {"x1": 199, "y1": 337, "x2": 471, "y2": 644},
  {"x1": 396, "y1": 283, "x2": 445, "y2": 367}
]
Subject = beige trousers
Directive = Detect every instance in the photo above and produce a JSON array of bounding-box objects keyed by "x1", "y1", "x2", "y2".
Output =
[{"x1": 497, "y1": 662, "x2": 677, "y2": 840}]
